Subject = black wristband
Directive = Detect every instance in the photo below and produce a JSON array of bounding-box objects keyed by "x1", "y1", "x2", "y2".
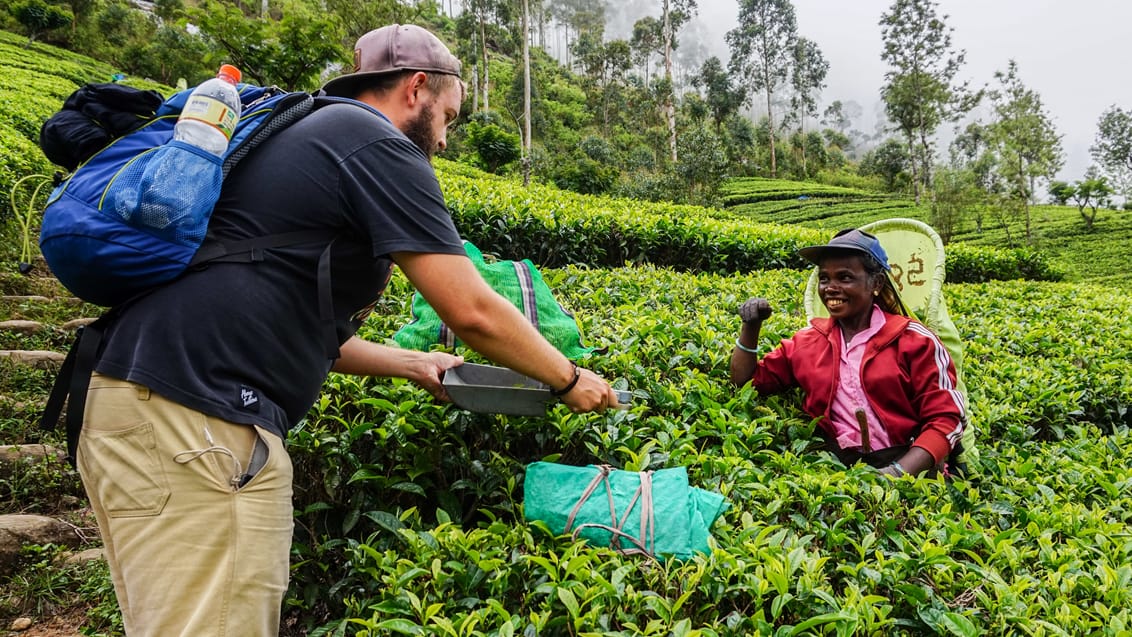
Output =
[{"x1": 550, "y1": 362, "x2": 580, "y2": 397}]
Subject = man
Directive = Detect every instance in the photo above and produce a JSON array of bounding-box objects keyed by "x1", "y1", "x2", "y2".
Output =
[{"x1": 77, "y1": 24, "x2": 618, "y2": 636}]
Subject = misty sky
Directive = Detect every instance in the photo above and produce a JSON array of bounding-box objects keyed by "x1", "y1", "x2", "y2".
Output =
[{"x1": 683, "y1": 0, "x2": 1131, "y2": 183}]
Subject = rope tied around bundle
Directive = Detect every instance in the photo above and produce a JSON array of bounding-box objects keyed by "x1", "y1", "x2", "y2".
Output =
[{"x1": 563, "y1": 464, "x2": 656, "y2": 557}]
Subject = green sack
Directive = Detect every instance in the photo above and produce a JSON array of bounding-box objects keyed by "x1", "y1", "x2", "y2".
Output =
[
  {"x1": 523, "y1": 462, "x2": 729, "y2": 561},
  {"x1": 393, "y1": 241, "x2": 596, "y2": 359}
]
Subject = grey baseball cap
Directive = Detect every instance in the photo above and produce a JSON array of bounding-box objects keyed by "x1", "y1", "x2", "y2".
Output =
[{"x1": 321, "y1": 24, "x2": 462, "y2": 97}]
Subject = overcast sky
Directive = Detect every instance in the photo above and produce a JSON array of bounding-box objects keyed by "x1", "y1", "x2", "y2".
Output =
[{"x1": 687, "y1": 0, "x2": 1131, "y2": 183}]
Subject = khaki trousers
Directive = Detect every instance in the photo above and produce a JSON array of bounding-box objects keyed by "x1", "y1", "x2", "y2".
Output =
[{"x1": 78, "y1": 373, "x2": 293, "y2": 637}]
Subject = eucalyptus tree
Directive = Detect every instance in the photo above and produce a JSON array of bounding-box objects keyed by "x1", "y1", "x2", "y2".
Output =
[
  {"x1": 821, "y1": 100, "x2": 857, "y2": 135},
  {"x1": 572, "y1": 32, "x2": 633, "y2": 135},
  {"x1": 726, "y1": 0, "x2": 798, "y2": 178},
  {"x1": 947, "y1": 121, "x2": 997, "y2": 233},
  {"x1": 659, "y1": 0, "x2": 697, "y2": 163},
  {"x1": 879, "y1": 0, "x2": 974, "y2": 204},
  {"x1": 459, "y1": 0, "x2": 516, "y2": 112},
  {"x1": 547, "y1": 0, "x2": 604, "y2": 67},
  {"x1": 630, "y1": 16, "x2": 662, "y2": 88},
  {"x1": 985, "y1": 60, "x2": 1063, "y2": 243},
  {"x1": 1090, "y1": 106, "x2": 1132, "y2": 199},
  {"x1": 821, "y1": 99, "x2": 864, "y2": 157},
  {"x1": 789, "y1": 36, "x2": 827, "y2": 177},
  {"x1": 521, "y1": 0, "x2": 532, "y2": 185},
  {"x1": 691, "y1": 56, "x2": 745, "y2": 132}
]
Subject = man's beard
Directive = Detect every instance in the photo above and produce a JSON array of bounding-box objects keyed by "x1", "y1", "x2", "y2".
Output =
[{"x1": 403, "y1": 103, "x2": 438, "y2": 159}]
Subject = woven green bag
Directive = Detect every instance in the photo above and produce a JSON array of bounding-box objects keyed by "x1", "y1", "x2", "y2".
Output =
[{"x1": 393, "y1": 241, "x2": 597, "y2": 359}]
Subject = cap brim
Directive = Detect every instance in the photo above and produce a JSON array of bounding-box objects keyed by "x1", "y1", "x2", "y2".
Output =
[
  {"x1": 321, "y1": 70, "x2": 396, "y2": 97},
  {"x1": 321, "y1": 67, "x2": 461, "y2": 97},
  {"x1": 797, "y1": 244, "x2": 873, "y2": 265}
]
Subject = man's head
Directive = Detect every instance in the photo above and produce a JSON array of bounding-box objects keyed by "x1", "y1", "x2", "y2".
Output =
[{"x1": 322, "y1": 24, "x2": 465, "y2": 158}]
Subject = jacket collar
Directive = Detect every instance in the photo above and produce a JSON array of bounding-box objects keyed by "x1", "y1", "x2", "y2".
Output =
[{"x1": 810, "y1": 309, "x2": 912, "y2": 351}]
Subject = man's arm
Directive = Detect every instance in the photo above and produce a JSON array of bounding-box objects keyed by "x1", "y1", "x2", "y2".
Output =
[
  {"x1": 393, "y1": 251, "x2": 616, "y2": 413},
  {"x1": 331, "y1": 336, "x2": 464, "y2": 400}
]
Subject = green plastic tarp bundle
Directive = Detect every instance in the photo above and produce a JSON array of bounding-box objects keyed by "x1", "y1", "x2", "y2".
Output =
[
  {"x1": 523, "y1": 462, "x2": 729, "y2": 561},
  {"x1": 393, "y1": 241, "x2": 596, "y2": 359}
]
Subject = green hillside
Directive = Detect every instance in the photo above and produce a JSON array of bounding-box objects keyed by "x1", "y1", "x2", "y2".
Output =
[
  {"x1": 723, "y1": 176, "x2": 1132, "y2": 288},
  {"x1": 2, "y1": 30, "x2": 1131, "y2": 637}
]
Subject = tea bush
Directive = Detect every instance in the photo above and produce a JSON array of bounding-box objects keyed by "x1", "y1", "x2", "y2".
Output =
[
  {"x1": 3, "y1": 33, "x2": 1130, "y2": 635},
  {"x1": 281, "y1": 264, "x2": 1132, "y2": 634}
]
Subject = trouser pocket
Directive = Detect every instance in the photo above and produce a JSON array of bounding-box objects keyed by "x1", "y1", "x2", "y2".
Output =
[{"x1": 79, "y1": 419, "x2": 171, "y2": 517}]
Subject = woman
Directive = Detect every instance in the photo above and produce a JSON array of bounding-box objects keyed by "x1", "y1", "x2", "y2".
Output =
[{"x1": 730, "y1": 229, "x2": 966, "y2": 477}]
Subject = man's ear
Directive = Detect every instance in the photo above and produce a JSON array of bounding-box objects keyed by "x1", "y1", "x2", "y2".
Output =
[{"x1": 404, "y1": 71, "x2": 428, "y2": 107}]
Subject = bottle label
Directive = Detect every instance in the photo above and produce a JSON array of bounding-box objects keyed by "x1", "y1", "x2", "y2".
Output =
[{"x1": 181, "y1": 95, "x2": 238, "y2": 140}]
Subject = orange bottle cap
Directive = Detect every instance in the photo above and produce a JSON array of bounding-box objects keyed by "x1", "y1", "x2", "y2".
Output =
[{"x1": 218, "y1": 64, "x2": 242, "y2": 83}]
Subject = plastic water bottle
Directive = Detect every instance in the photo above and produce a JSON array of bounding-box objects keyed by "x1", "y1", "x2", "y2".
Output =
[
  {"x1": 174, "y1": 64, "x2": 242, "y2": 155},
  {"x1": 108, "y1": 64, "x2": 243, "y2": 243}
]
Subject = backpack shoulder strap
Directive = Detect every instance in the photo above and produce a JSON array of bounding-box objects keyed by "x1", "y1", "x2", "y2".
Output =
[{"x1": 40, "y1": 313, "x2": 115, "y2": 467}]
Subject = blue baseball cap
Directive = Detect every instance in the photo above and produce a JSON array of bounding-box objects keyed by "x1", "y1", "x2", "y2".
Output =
[{"x1": 798, "y1": 228, "x2": 891, "y2": 271}]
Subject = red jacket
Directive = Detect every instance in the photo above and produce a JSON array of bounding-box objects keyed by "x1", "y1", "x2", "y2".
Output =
[{"x1": 749, "y1": 310, "x2": 966, "y2": 464}]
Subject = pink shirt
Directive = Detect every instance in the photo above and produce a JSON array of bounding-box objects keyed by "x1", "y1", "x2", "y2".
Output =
[{"x1": 830, "y1": 305, "x2": 893, "y2": 451}]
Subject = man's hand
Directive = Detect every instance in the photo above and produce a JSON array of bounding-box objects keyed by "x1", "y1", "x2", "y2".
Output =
[
  {"x1": 739, "y1": 298, "x2": 773, "y2": 324},
  {"x1": 409, "y1": 351, "x2": 464, "y2": 402},
  {"x1": 558, "y1": 366, "x2": 620, "y2": 414}
]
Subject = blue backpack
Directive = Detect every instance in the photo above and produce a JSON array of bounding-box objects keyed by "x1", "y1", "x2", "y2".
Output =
[
  {"x1": 38, "y1": 82, "x2": 378, "y2": 465},
  {"x1": 39, "y1": 83, "x2": 351, "y2": 307}
]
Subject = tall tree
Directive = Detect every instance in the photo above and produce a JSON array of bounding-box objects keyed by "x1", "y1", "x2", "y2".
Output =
[
  {"x1": 572, "y1": 33, "x2": 632, "y2": 135},
  {"x1": 948, "y1": 121, "x2": 997, "y2": 232},
  {"x1": 985, "y1": 60, "x2": 1063, "y2": 243},
  {"x1": 548, "y1": 0, "x2": 604, "y2": 67},
  {"x1": 789, "y1": 37, "x2": 828, "y2": 177},
  {"x1": 521, "y1": 0, "x2": 532, "y2": 186},
  {"x1": 879, "y1": 0, "x2": 973, "y2": 204},
  {"x1": 630, "y1": 16, "x2": 661, "y2": 89},
  {"x1": 691, "y1": 56, "x2": 745, "y2": 132},
  {"x1": 726, "y1": 0, "x2": 798, "y2": 178},
  {"x1": 1090, "y1": 106, "x2": 1132, "y2": 200},
  {"x1": 659, "y1": 0, "x2": 697, "y2": 163}
]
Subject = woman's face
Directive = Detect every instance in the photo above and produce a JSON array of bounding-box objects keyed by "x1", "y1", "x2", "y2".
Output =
[{"x1": 817, "y1": 254, "x2": 881, "y2": 323}]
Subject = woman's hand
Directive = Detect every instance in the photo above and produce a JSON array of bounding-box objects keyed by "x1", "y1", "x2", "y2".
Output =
[{"x1": 739, "y1": 298, "x2": 773, "y2": 324}]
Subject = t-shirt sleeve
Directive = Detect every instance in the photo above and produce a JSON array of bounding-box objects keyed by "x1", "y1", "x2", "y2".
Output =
[{"x1": 337, "y1": 136, "x2": 466, "y2": 258}]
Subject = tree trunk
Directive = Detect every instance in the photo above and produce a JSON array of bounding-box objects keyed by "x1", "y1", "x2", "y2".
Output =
[
  {"x1": 799, "y1": 110, "x2": 808, "y2": 178},
  {"x1": 472, "y1": 63, "x2": 479, "y2": 112},
  {"x1": 522, "y1": 0, "x2": 532, "y2": 187},
  {"x1": 1023, "y1": 160, "x2": 1033, "y2": 242},
  {"x1": 662, "y1": 0, "x2": 677, "y2": 163},
  {"x1": 918, "y1": 124, "x2": 933, "y2": 194},
  {"x1": 907, "y1": 133, "x2": 920, "y2": 204},
  {"x1": 480, "y1": 16, "x2": 489, "y2": 111},
  {"x1": 766, "y1": 86, "x2": 777, "y2": 178}
]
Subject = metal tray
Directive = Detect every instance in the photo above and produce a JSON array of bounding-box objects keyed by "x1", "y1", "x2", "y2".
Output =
[{"x1": 442, "y1": 363, "x2": 631, "y2": 416}]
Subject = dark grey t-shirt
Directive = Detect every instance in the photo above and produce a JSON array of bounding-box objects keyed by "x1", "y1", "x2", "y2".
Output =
[{"x1": 95, "y1": 102, "x2": 465, "y2": 438}]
